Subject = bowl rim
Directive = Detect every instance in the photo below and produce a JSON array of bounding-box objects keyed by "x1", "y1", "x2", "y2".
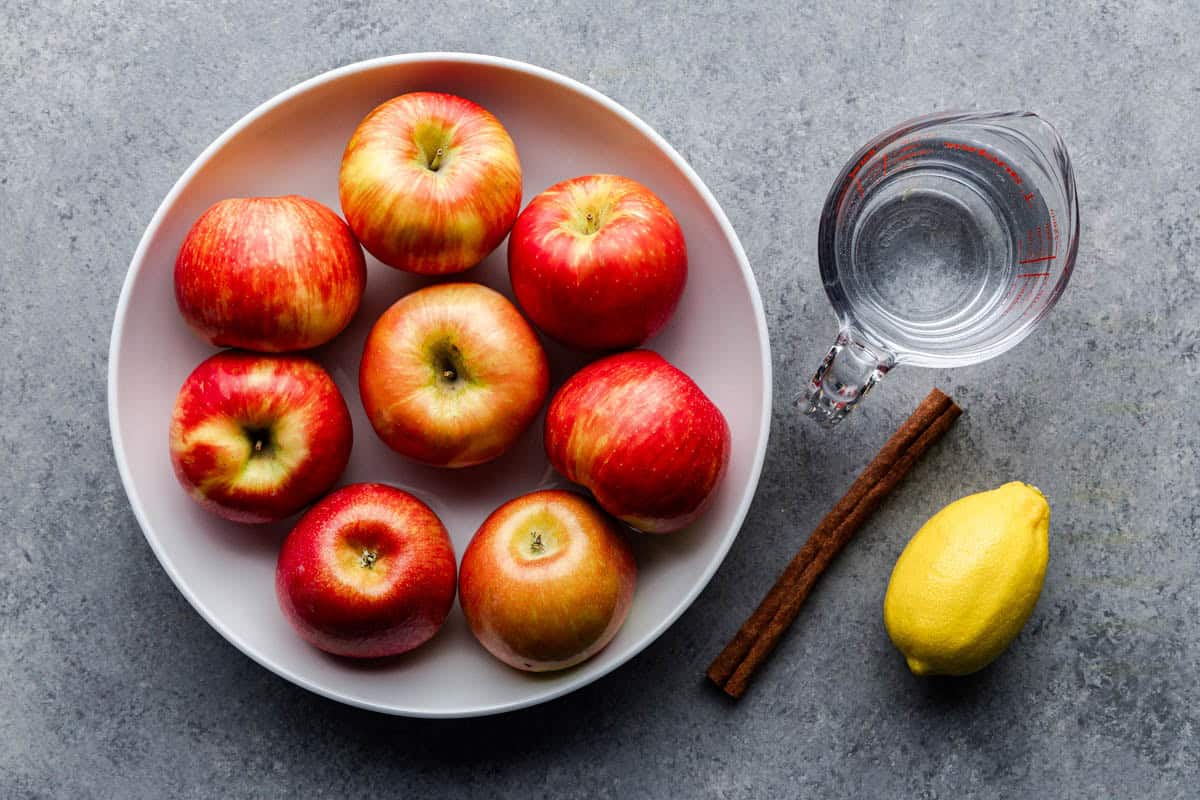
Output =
[{"x1": 107, "y1": 52, "x2": 773, "y2": 717}]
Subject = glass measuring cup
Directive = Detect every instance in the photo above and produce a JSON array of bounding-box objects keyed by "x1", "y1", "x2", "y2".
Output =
[{"x1": 801, "y1": 111, "x2": 1079, "y2": 426}]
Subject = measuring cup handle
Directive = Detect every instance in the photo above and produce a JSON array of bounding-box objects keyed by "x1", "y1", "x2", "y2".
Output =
[{"x1": 800, "y1": 330, "x2": 896, "y2": 427}]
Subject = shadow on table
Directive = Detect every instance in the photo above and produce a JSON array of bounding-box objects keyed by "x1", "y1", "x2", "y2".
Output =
[
  {"x1": 907, "y1": 667, "x2": 1001, "y2": 708},
  {"x1": 286, "y1": 644, "x2": 663, "y2": 768}
]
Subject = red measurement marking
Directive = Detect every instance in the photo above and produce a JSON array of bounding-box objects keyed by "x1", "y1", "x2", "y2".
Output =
[
  {"x1": 1023, "y1": 192, "x2": 1036, "y2": 204},
  {"x1": 943, "y1": 141, "x2": 1022, "y2": 184},
  {"x1": 1018, "y1": 255, "x2": 1057, "y2": 264},
  {"x1": 882, "y1": 152, "x2": 888, "y2": 175},
  {"x1": 1023, "y1": 280, "x2": 1049, "y2": 319},
  {"x1": 1002, "y1": 267, "x2": 1053, "y2": 315},
  {"x1": 835, "y1": 147, "x2": 878, "y2": 207},
  {"x1": 847, "y1": 148, "x2": 877, "y2": 182},
  {"x1": 1005, "y1": 279, "x2": 1032, "y2": 314},
  {"x1": 892, "y1": 148, "x2": 931, "y2": 163}
]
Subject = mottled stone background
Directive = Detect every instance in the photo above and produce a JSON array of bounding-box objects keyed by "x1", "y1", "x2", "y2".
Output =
[{"x1": 2, "y1": 1, "x2": 1196, "y2": 797}]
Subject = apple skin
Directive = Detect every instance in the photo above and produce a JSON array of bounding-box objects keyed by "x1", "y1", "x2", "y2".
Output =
[
  {"x1": 507, "y1": 174, "x2": 686, "y2": 351},
  {"x1": 339, "y1": 92, "x2": 522, "y2": 275},
  {"x1": 276, "y1": 483, "x2": 457, "y2": 658},
  {"x1": 545, "y1": 350, "x2": 730, "y2": 534},
  {"x1": 459, "y1": 490, "x2": 636, "y2": 672},
  {"x1": 168, "y1": 351, "x2": 353, "y2": 524},
  {"x1": 359, "y1": 282, "x2": 549, "y2": 468},
  {"x1": 174, "y1": 195, "x2": 366, "y2": 352}
]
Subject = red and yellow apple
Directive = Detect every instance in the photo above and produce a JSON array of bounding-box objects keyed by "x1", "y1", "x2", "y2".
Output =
[
  {"x1": 168, "y1": 351, "x2": 353, "y2": 523},
  {"x1": 339, "y1": 92, "x2": 522, "y2": 274},
  {"x1": 276, "y1": 483, "x2": 457, "y2": 658},
  {"x1": 174, "y1": 195, "x2": 366, "y2": 352},
  {"x1": 359, "y1": 282, "x2": 549, "y2": 468},
  {"x1": 545, "y1": 350, "x2": 730, "y2": 533},
  {"x1": 459, "y1": 490, "x2": 636, "y2": 671},
  {"x1": 507, "y1": 174, "x2": 687, "y2": 351}
]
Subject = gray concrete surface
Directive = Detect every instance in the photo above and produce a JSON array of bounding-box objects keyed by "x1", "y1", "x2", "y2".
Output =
[{"x1": 2, "y1": 1, "x2": 1197, "y2": 797}]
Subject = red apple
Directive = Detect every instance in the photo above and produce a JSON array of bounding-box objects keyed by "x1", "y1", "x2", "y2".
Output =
[
  {"x1": 359, "y1": 282, "x2": 549, "y2": 468},
  {"x1": 459, "y1": 490, "x2": 636, "y2": 671},
  {"x1": 339, "y1": 92, "x2": 522, "y2": 274},
  {"x1": 276, "y1": 483, "x2": 457, "y2": 658},
  {"x1": 168, "y1": 351, "x2": 353, "y2": 523},
  {"x1": 507, "y1": 174, "x2": 687, "y2": 351},
  {"x1": 174, "y1": 195, "x2": 366, "y2": 352},
  {"x1": 545, "y1": 350, "x2": 730, "y2": 533}
]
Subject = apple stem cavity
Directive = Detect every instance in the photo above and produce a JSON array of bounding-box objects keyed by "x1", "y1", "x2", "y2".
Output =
[
  {"x1": 431, "y1": 341, "x2": 468, "y2": 389},
  {"x1": 244, "y1": 426, "x2": 272, "y2": 457},
  {"x1": 428, "y1": 146, "x2": 445, "y2": 172}
]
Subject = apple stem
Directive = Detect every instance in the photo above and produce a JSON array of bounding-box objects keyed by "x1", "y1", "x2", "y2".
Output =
[
  {"x1": 254, "y1": 439, "x2": 263, "y2": 453},
  {"x1": 360, "y1": 550, "x2": 379, "y2": 569},
  {"x1": 429, "y1": 146, "x2": 445, "y2": 171},
  {"x1": 442, "y1": 368, "x2": 457, "y2": 381},
  {"x1": 530, "y1": 532, "x2": 544, "y2": 554}
]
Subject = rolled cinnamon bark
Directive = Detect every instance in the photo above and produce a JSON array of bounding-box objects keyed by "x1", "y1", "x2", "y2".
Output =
[{"x1": 707, "y1": 389, "x2": 961, "y2": 699}]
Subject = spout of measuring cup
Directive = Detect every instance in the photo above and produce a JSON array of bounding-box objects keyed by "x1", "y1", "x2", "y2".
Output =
[{"x1": 800, "y1": 330, "x2": 896, "y2": 427}]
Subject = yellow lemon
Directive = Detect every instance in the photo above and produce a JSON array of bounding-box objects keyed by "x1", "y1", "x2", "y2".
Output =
[{"x1": 883, "y1": 482, "x2": 1049, "y2": 676}]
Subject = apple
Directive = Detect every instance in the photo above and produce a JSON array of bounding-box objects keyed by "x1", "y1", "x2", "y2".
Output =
[
  {"x1": 359, "y1": 282, "x2": 549, "y2": 468},
  {"x1": 545, "y1": 350, "x2": 730, "y2": 533},
  {"x1": 174, "y1": 195, "x2": 366, "y2": 352},
  {"x1": 276, "y1": 483, "x2": 457, "y2": 658},
  {"x1": 507, "y1": 174, "x2": 687, "y2": 351},
  {"x1": 168, "y1": 350, "x2": 353, "y2": 523},
  {"x1": 339, "y1": 92, "x2": 522, "y2": 274},
  {"x1": 459, "y1": 490, "x2": 636, "y2": 671}
]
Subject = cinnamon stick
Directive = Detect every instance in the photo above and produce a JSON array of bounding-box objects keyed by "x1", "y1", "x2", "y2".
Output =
[
  {"x1": 707, "y1": 389, "x2": 961, "y2": 698},
  {"x1": 707, "y1": 389, "x2": 953, "y2": 687}
]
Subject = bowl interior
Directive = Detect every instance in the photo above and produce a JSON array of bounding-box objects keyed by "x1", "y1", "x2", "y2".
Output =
[{"x1": 110, "y1": 55, "x2": 770, "y2": 717}]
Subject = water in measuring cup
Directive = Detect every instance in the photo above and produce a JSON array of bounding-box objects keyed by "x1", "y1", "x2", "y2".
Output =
[{"x1": 832, "y1": 141, "x2": 1052, "y2": 361}]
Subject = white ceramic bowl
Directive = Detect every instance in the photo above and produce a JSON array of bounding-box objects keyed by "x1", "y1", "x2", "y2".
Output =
[{"x1": 108, "y1": 53, "x2": 771, "y2": 717}]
